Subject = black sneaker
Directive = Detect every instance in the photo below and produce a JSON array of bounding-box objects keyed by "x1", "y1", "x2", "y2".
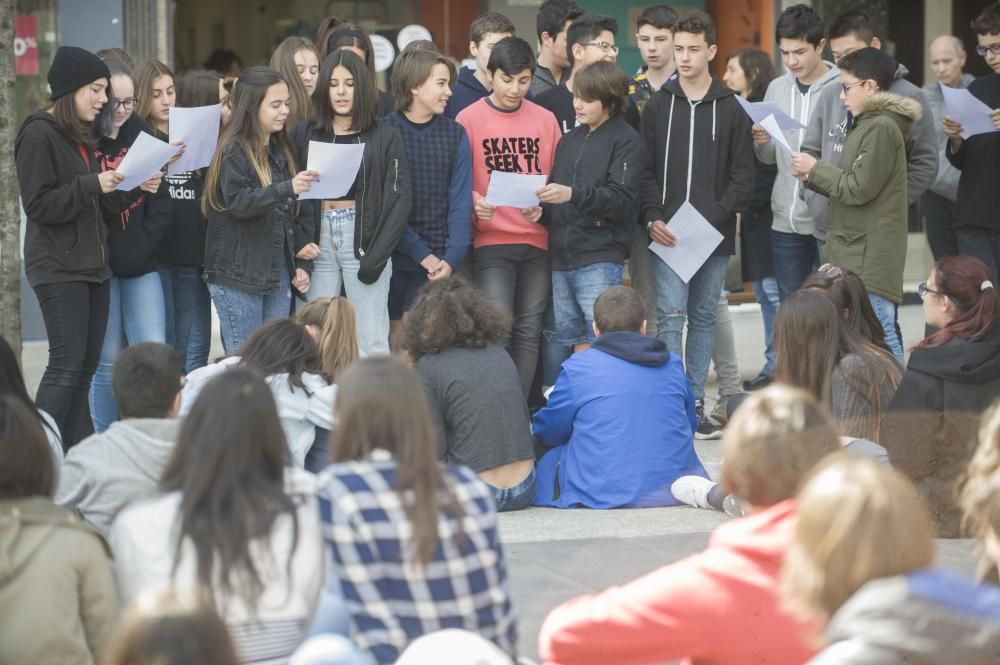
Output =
[
  {"x1": 742, "y1": 373, "x2": 772, "y2": 392},
  {"x1": 694, "y1": 399, "x2": 723, "y2": 440}
]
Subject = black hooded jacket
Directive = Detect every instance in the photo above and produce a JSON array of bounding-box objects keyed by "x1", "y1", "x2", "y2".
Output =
[
  {"x1": 289, "y1": 119, "x2": 412, "y2": 285},
  {"x1": 96, "y1": 115, "x2": 172, "y2": 277},
  {"x1": 638, "y1": 75, "x2": 754, "y2": 257},
  {"x1": 882, "y1": 324, "x2": 1000, "y2": 537},
  {"x1": 542, "y1": 115, "x2": 643, "y2": 271},
  {"x1": 15, "y1": 111, "x2": 111, "y2": 287}
]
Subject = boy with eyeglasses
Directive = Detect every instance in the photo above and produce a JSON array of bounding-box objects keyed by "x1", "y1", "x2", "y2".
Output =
[
  {"x1": 944, "y1": 1, "x2": 1000, "y2": 279},
  {"x1": 790, "y1": 47, "x2": 920, "y2": 364},
  {"x1": 534, "y1": 14, "x2": 619, "y2": 134}
]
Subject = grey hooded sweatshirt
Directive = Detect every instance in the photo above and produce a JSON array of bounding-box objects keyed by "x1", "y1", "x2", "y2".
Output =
[
  {"x1": 56, "y1": 418, "x2": 179, "y2": 535},
  {"x1": 754, "y1": 62, "x2": 840, "y2": 236},
  {"x1": 810, "y1": 568, "x2": 1000, "y2": 665},
  {"x1": 800, "y1": 62, "x2": 938, "y2": 240}
]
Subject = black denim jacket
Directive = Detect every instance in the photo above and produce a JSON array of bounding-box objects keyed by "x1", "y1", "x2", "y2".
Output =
[{"x1": 203, "y1": 139, "x2": 301, "y2": 294}]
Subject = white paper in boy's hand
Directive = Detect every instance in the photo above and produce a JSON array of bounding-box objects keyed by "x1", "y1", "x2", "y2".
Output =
[
  {"x1": 167, "y1": 104, "x2": 222, "y2": 175},
  {"x1": 485, "y1": 171, "x2": 548, "y2": 208},
  {"x1": 941, "y1": 85, "x2": 999, "y2": 139},
  {"x1": 648, "y1": 201, "x2": 724, "y2": 283},
  {"x1": 299, "y1": 140, "x2": 366, "y2": 200},
  {"x1": 116, "y1": 131, "x2": 179, "y2": 191},
  {"x1": 735, "y1": 95, "x2": 807, "y2": 131},
  {"x1": 760, "y1": 114, "x2": 793, "y2": 153}
]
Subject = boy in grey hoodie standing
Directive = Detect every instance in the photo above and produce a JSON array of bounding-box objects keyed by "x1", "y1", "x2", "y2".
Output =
[
  {"x1": 752, "y1": 5, "x2": 839, "y2": 302},
  {"x1": 800, "y1": 10, "x2": 937, "y2": 248},
  {"x1": 56, "y1": 343, "x2": 183, "y2": 534}
]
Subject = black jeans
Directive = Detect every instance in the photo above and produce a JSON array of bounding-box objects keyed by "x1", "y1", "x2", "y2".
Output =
[
  {"x1": 922, "y1": 190, "x2": 960, "y2": 261},
  {"x1": 474, "y1": 244, "x2": 550, "y2": 397},
  {"x1": 32, "y1": 280, "x2": 110, "y2": 449},
  {"x1": 956, "y1": 226, "x2": 1000, "y2": 281}
]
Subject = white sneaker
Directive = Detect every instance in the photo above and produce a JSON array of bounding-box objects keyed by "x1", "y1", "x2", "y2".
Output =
[{"x1": 671, "y1": 475, "x2": 717, "y2": 509}]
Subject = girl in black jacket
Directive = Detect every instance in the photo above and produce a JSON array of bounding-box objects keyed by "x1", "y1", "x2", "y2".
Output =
[
  {"x1": 537, "y1": 62, "x2": 642, "y2": 353},
  {"x1": 290, "y1": 50, "x2": 412, "y2": 357},
  {"x1": 14, "y1": 46, "x2": 153, "y2": 447},
  {"x1": 883, "y1": 256, "x2": 1000, "y2": 537},
  {"x1": 202, "y1": 67, "x2": 318, "y2": 354},
  {"x1": 88, "y1": 58, "x2": 173, "y2": 433}
]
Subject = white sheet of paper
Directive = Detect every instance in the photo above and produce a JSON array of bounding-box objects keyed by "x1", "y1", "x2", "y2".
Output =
[
  {"x1": 735, "y1": 95, "x2": 807, "y2": 131},
  {"x1": 760, "y1": 114, "x2": 793, "y2": 153},
  {"x1": 648, "y1": 201, "x2": 724, "y2": 283},
  {"x1": 941, "y1": 85, "x2": 999, "y2": 139},
  {"x1": 115, "y1": 131, "x2": 178, "y2": 191},
  {"x1": 298, "y1": 140, "x2": 366, "y2": 200},
  {"x1": 167, "y1": 104, "x2": 222, "y2": 175},
  {"x1": 485, "y1": 171, "x2": 547, "y2": 208}
]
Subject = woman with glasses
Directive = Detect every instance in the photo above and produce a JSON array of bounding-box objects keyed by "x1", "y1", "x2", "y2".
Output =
[
  {"x1": 882, "y1": 255, "x2": 1000, "y2": 537},
  {"x1": 87, "y1": 55, "x2": 174, "y2": 433}
]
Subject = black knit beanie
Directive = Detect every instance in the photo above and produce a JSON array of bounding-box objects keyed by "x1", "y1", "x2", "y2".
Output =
[{"x1": 47, "y1": 46, "x2": 111, "y2": 101}]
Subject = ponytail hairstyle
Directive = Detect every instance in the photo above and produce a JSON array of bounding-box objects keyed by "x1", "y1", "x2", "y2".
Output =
[
  {"x1": 269, "y1": 37, "x2": 319, "y2": 127},
  {"x1": 293, "y1": 297, "x2": 359, "y2": 382},
  {"x1": 202, "y1": 66, "x2": 298, "y2": 215},
  {"x1": 134, "y1": 60, "x2": 175, "y2": 126},
  {"x1": 918, "y1": 256, "x2": 1000, "y2": 350}
]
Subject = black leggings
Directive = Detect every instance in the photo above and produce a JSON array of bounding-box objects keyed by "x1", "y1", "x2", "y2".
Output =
[{"x1": 32, "y1": 280, "x2": 110, "y2": 449}]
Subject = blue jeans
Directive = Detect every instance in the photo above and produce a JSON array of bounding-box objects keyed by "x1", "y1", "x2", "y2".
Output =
[
  {"x1": 486, "y1": 466, "x2": 536, "y2": 512},
  {"x1": 307, "y1": 208, "x2": 392, "y2": 357},
  {"x1": 772, "y1": 229, "x2": 819, "y2": 301},
  {"x1": 868, "y1": 293, "x2": 904, "y2": 362},
  {"x1": 302, "y1": 578, "x2": 375, "y2": 665},
  {"x1": 751, "y1": 276, "x2": 780, "y2": 376},
  {"x1": 541, "y1": 301, "x2": 571, "y2": 389},
  {"x1": 552, "y1": 262, "x2": 624, "y2": 346},
  {"x1": 208, "y1": 268, "x2": 291, "y2": 355},
  {"x1": 159, "y1": 264, "x2": 212, "y2": 372},
  {"x1": 653, "y1": 254, "x2": 730, "y2": 399},
  {"x1": 88, "y1": 273, "x2": 167, "y2": 432}
]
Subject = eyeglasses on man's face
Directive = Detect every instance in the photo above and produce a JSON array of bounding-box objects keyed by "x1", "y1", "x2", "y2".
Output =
[
  {"x1": 585, "y1": 41, "x2": 619, "y2": 55},
  {"x1": 975, "y1": 43, "x2": 1000, "y2": 57},
  {"x1": 114, "y1": 97, "x2": 137, "y2": 111}
]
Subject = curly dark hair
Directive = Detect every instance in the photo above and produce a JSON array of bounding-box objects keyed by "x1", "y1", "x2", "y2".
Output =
[{"x1": 403, "y1": 277, "x2": 511, "y2": 361}]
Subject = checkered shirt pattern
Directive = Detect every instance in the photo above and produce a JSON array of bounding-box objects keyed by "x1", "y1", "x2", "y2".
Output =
[{"x1": 316, "y1": 455, "x2": 517, "y2": 664}]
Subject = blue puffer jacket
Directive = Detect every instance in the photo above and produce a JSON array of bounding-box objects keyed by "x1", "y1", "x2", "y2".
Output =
[{"x1": 532, "y1": 331, "x2": 709, "y2": 508}]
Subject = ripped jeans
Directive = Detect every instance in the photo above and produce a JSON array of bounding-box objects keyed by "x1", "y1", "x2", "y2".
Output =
[{"x1": 652, "y1": 254, "x2": 730, "y2": 400}]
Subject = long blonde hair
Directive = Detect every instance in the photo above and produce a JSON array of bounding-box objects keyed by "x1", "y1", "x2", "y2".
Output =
[
  {"x1": 295, "y1": 297, "x2": 359, "y2": 381},
  {"x1": 269, "y1": 37, "x2": 318, "y2": 127},
  {"x1": 781, "y1": 457, "x2": 936, "y2": 630},
  {"x1": 960, "y1": 399, "x2": 1000, "y2": 543},
  {"x1": 202, "y1": 66, "x2": 298, "y2": 215}
]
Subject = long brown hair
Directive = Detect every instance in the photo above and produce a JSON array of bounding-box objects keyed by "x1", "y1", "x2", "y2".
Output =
[
  {"x1": 332, "y1": 357, "x2": 465, "y2": 566},
  {"x1": 294, "y1": 297, "x2": 359, "y2": 382},
  {"x1": 801, "y1": 265, "x2": 889, "y2": 353},
  {"x1": 160, "y1": 367, "x2": 298, "y2": 611},
  {"x1": 918, "y1": 256, "x2": 1000, "y2": 349},
  {"x1": 269, "y1": 37, "x2": 319, "y2": 127},
  {"x1": 774, "y1": 289, "x2": 901, "y2": 439},
  {"x1": 49, "y1": 91, "x2": 101, "y2": 147},
  {"x1": 134, "y1": 60, "x2": 175, "y2": 126},
  {"x1": 202, "y1": 66, "x2": 298, "y2": 215}
]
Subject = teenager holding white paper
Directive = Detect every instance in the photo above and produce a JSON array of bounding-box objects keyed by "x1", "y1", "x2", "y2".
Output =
[
  {"x1": 159, "y1": 69, "x2": 226, "y2": 372},
  {"x1": 290, "y1": 50, "x2": 412, "y2": 357},
  {"x1": 88, "y1": 57, "x2": 173, "y2": 433},
  {"x1": 456, "y1": 37, "x2": 561, "y2": 397},
  {"x1": 638, "y1": 11, "x2": 754, "y2": 429},
  {"x1": 202, "y1": 67, "x2": 318, "y2": 353}
]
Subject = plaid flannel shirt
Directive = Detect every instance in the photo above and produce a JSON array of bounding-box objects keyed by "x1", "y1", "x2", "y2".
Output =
[{"x1": 316, "y1": 453, "x2": 517, "y2": 664}]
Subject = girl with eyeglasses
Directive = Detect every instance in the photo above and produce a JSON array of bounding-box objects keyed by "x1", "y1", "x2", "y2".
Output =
[
  {"x1": 87, "y1": 55, "x2": 175, "y2": 433},
  {"x1": 882, "y1": 255, "x2": 1000, "y2": 537}
]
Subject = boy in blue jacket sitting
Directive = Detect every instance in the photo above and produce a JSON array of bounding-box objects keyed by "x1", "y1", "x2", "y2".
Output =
[{"x1": 532, "y1": 286, "x2": 709, "y2": 508}]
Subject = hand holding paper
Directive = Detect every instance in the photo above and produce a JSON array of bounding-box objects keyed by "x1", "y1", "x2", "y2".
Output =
[
  {"x1": 485, "y1": 171, "x2": 548, "y2": 208},
  {"x1": 648, "y1": 202, "x2": 723, "y2": 283},
  {"x1": 941, "y1": 85, "x2": 999, "y2": 139},
  {"x1": 168, "y1": 104, "x2": 222, "y2": 175},
  {"x1": 760, "y1": 114, "x2": 792, "y2": 153},
  {"x1": 735, "y1": 95, "x2": 807, "y2": 130},
  {"x1": 116, "y1": 131, "x2": 179, "y2": 191},
  {"x1": 299, "y1": 140, "x2": 366, "y2": 200}
]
